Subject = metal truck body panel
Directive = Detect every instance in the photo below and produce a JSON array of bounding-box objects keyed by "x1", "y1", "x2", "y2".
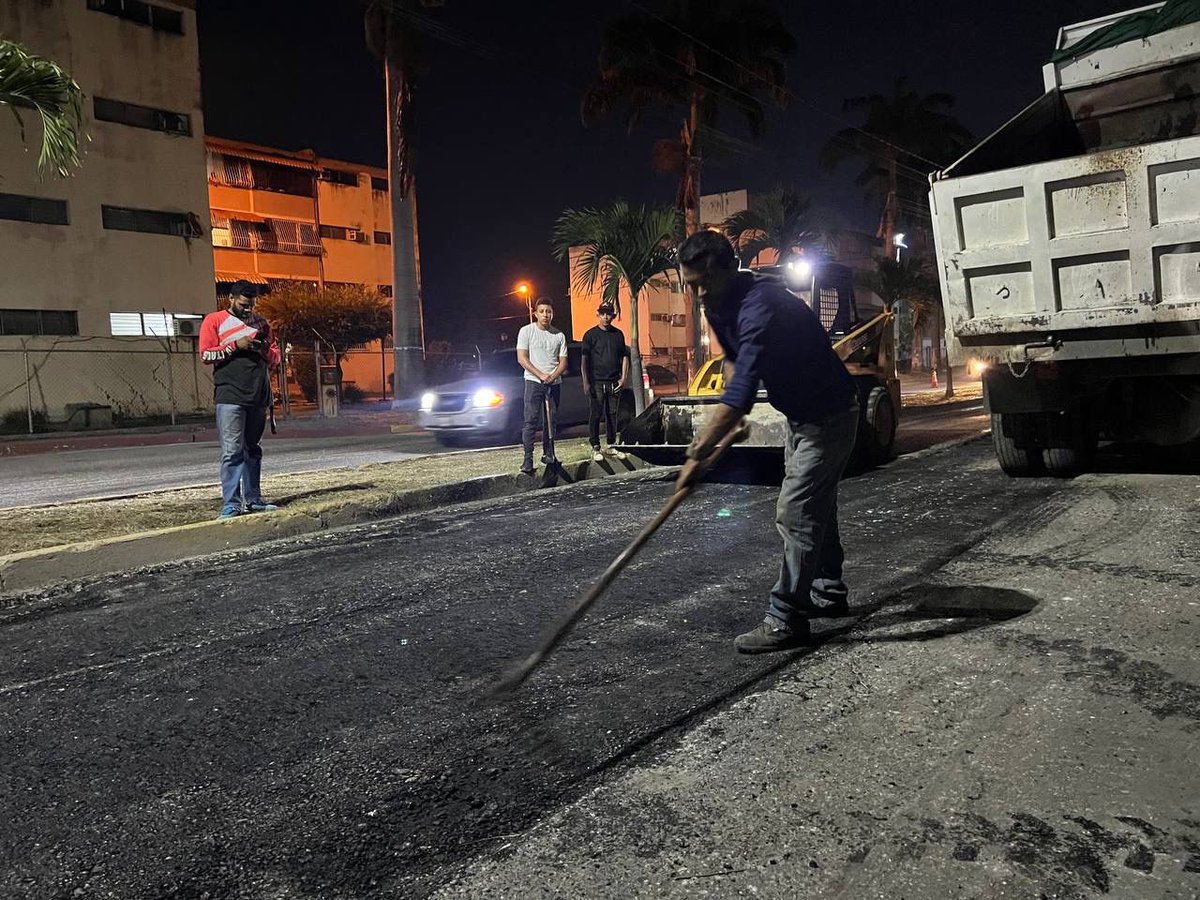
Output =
[{"x1": 929, "y1": 2, "x2": 1200, "y2": 472}]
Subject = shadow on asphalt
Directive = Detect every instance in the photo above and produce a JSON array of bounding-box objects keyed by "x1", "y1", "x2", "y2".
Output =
[{"x1": 824, "y1": 583, "x2": 1040, "y2": 644}]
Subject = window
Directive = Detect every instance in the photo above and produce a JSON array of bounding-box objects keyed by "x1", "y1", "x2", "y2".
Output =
[
  {"x1": 371, "y1": 176, "x2": 388, "y2": 192},
  {"x1": 320, "y1": 168, "x2": 359, "y2": 187},
  {"x1": 94, "y1": 97, "x2": 191, "y2": 136},
  {"x1": 374, "y1": 230, "x2": 391, "y2": 245},
  {"x1": 109, "y1": 311, "x2": 194, "y2": 337},
  {"x1": 87, "y1": 0, "x2": 183, "y2": 34},
  {"x1": 248, "y1": 160, "x2": 314, "y2": 196},
  {"x1": 0, "y1": 309, "x2": 79, "y2": 336},
  {"x1": 379, "y1": 285, "x2": 394, "y2": 297},
  {"x1": 102, "y1": 205, "x2": 197, "y2": 236},
  {"x1": 319, "y1": 224, "x2": 367, "y2": 243},
  {"x1": 650, "y1": 313, "x2": 687, "y2": 326},
  {"x1": 0, "y1": 193, "x2": 69, "y2": 225}
]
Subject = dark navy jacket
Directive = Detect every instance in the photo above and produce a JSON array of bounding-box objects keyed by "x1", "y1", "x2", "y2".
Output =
[{"x1": 704, "y1": 272, "x2": 854, "y2": 424}]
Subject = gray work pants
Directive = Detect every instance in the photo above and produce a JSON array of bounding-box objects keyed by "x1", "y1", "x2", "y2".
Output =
[{"x1": 766, "y1": 401, "x2": 859, "y2": 628}]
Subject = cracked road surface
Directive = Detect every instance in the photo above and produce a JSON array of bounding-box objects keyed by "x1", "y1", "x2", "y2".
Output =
[{"x1": 2, "y1": 437, "x2": 1196, "y2": 898}]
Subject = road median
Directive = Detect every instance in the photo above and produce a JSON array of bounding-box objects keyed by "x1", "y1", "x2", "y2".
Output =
[{"x1": 0, "y1": 438, "x2": 649, "y2": 596}]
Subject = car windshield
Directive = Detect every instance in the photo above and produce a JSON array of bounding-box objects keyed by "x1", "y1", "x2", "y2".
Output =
[{"x1": 480, "y1": 350, "x2": 523, "y2": 377}]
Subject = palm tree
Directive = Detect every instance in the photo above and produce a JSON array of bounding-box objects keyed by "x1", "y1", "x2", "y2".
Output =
[
  {"x1": 819, "y1": 77, "x2": 973, "y2": 252},
  {"x1": 722, "y1": 187, "x2": 838, "y2": 267},
  {"x1": 583, "y1": 1, "x2": 794, "y2": 235},
  {"x1": 364, "y1": 1, "x2": 440, "y2": 402},
  {"x1": 0, "y1": 40, "x2": 85, "y2": 178},
  {"x1": 582, "y1": 0, "x2": 794, "y2": 369},
  {"x1": 858, "y1": 255, "x2": 955, "y2": 397},
  {"x1": 552, "y1": 201, "x2": 682, "y2": 415}
]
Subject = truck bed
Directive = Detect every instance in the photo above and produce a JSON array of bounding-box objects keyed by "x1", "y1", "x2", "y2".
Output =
[{"x1": 930, "y1": 9, "x2": 1200, "y2": 365}]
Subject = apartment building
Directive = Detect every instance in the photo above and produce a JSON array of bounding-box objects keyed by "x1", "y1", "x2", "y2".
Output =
[
  {"x1": 206, "y1": 136, "x2": 397, "y2": 396},
  {"x1": 0, "y1": 0, "x2": 213, "y2": 425},
  {"x1": 1, "y1": 0, "x2": 213, "y2": 334}
]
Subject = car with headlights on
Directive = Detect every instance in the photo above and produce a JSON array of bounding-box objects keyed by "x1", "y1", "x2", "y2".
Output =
[{"x1": 417, "y1": 344, "x2": 632, "y2": 447}]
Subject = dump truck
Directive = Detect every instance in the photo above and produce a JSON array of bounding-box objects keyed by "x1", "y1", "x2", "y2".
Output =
[
  {"x1": 618, "y1": 260, "x2": 900, "y2": 470},
  {"x1": 929, "y1": 1, "x2": 1200, "y2": 476}
]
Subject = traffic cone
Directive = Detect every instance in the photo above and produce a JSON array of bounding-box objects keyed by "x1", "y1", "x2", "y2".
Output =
[{"x1": 931, "y1": 368, "x2": 939, "y2": 389}]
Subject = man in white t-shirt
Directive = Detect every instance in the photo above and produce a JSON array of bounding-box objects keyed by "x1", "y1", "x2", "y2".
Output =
[{"x1": 516, "y1": 298, "x2": 568, "y2": 475}]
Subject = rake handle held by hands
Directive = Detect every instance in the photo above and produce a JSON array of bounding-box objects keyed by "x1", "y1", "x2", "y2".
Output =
[{"x1": 492, "y1": 422, "x2": 748, "y2": 694}]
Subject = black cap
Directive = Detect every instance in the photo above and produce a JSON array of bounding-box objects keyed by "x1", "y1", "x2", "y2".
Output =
[
  {"x1": 597, "y1": 302, "x2": 615, "y2": 315},
  {"x1": 229, "y1": 279, "x2": 259, "y2": 299}
]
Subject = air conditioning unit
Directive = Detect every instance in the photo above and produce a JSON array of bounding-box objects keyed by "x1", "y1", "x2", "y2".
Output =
[
  {"x1": 346, "y1": 228, "x2": 366, "y2": 243},
  {"x1": 175, "y1": 318, "x2": 200, "y2": 337}
]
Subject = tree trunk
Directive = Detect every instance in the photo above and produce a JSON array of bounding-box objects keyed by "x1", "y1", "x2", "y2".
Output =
[
  {"x1": 938, "y1": 299, "x2": 955, "y2": 398},
  {"x1": 385, "y1": 40, "x2": 425, "y2": 407},
  {"x1": 685, "y1": 94, "x2": 704, "y2": 380},
  {"x1": 628, "y1": 291, "x2": 647, "y2": 415}
]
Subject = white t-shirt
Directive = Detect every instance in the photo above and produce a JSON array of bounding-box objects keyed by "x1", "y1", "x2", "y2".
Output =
[{"x1": 517, "y1": 323, "x2": 568, "y2": 384}]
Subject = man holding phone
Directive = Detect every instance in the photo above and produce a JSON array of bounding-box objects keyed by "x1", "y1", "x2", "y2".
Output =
[{"x1": 199, "y1": 280, "x2": 282, "y2": 518}]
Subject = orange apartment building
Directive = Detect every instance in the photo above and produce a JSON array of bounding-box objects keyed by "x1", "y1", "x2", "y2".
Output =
[{"x1": 206, "y1": 136, "x2": 398, "y2": 397}]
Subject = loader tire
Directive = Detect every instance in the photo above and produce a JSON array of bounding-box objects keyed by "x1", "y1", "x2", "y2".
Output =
[
  {"x1": 991, "y1": 413, "x2": 1044, "y2": 477},
  {"x1": 858, "y1": 385, "x2": 897, "y2": 466}
]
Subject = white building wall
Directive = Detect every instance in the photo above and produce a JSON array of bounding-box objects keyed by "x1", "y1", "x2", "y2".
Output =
[{"x1": 0, "y1": 0, "x2": 213, "y2": 339}]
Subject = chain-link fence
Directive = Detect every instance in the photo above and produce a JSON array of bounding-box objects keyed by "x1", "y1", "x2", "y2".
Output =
[{"x1": 0, "y1": 337, "x2": 213, "y2": 435}]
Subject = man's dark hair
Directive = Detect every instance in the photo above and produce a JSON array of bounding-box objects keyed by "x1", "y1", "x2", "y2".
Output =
[
  {"x1": 535, "y1": 297, "x2": 554, "y2": 311},
  {"x1": 678, "y1": 230, "x2": 737, "y2": 270},
  {"x1": 229, "y1": 279, "x2": 259, "y2": 299}
]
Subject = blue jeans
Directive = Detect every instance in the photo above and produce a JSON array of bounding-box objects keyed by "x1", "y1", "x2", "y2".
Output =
[
  {"x1": 766, "y1": 402, "x2": 859, "y2": 628},
  {"x1": 216, "y1": 403, "x2": 267, "y2": 507}
]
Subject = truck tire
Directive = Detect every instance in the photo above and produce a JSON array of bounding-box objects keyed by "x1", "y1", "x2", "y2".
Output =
[
  {"x1": 991, "y1": 413, "x2": 1044, "y2": 477},
  {"x1": 1042, "y1": 410, "x2": 1097, "y2": 477},
  {"x1": 857, "y1": 385, "x2": 897, "y2": 466}
]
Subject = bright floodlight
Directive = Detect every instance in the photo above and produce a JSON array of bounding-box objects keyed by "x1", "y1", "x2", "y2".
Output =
[
  {"x1": 420, "y1": 391, "x2": 436, "y2": 412},
  {"x1": 894, "y1": 232, "x2": 908, "y2": 248}
]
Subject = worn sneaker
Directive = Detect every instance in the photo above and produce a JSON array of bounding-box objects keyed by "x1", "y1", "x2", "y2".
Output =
[
  {"x1": 218, "y1": 504, "x2": 242, "y2": 519},
  {"x1": 592, "y1": 448, "x2": 605, "y2": 462},
  {"x1": 246, "y1": 502, "x2": 279, "y2": 513},
  {"x1": 734, "y1": 618, "x2": 812, "y2": 654},
  {"x1": 519, "y1": 462, "x2": 535, "y2": 476},
  {"x1": 605, "y1": 447, "x2": 628, "y2": 461}
]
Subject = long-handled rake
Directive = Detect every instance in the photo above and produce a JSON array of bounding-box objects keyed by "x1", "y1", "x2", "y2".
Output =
[{"x1": 492, "y1": 420, "x2": 750, "y2": 694}]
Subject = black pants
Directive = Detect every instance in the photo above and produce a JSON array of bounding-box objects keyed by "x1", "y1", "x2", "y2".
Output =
[
  {"x1": 522, "y1": 380, "x2": 560, "y2": 461},
  {"x1": 588, "y1": 380, "x2": 619, "y2": 448}
]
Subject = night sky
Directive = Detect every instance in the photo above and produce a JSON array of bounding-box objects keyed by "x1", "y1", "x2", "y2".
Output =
[{"x1": 197, "y1": 0, "x2": 1136, "y2": 343}]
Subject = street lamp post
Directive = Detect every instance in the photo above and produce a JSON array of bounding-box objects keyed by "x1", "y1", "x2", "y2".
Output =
[
  {"x1": 894, "y1": 232, "x2": 908, "y2": 263},
  {"x1": 514, "y1": 282, "x2": 533, "y2": 322}
]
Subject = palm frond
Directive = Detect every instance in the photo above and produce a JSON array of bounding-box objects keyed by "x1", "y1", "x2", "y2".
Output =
[{"x1": 0, "y1": 40, "x2": 86, "y2": 178}]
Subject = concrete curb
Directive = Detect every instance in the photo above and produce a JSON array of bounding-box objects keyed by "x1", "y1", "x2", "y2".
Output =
[{"x1": 0, "y1": 456, "x2": 651, "y2": 597}]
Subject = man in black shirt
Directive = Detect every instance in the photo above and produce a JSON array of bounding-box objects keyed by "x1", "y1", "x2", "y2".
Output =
[
  {"x1": 580, "y1": 302, "x2": 630, "y2": 462},
  {"x1": 675, "y1": 232, "x2": 859, "y2": 654}
]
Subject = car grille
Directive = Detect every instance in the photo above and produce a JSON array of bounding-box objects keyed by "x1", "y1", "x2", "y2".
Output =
[{"x1": 433, "y1": 393, "x2": 469, "y2": 413}]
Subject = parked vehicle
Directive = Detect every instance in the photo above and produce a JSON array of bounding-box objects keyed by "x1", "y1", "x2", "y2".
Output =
[
  {"x1": 417, "y1": 343, "x2": 634, "y2": 447},
  {"x1": 645, "y1": 364, "x2": 683, "y2": 398},
  {"x1": 929, "y1": 3, "x2": 1200, "y2": 476}
]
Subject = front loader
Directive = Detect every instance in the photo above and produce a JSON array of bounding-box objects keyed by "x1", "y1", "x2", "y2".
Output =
[{"x1": 618, "y1": 262, "x2": 899, "y2": 471}]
